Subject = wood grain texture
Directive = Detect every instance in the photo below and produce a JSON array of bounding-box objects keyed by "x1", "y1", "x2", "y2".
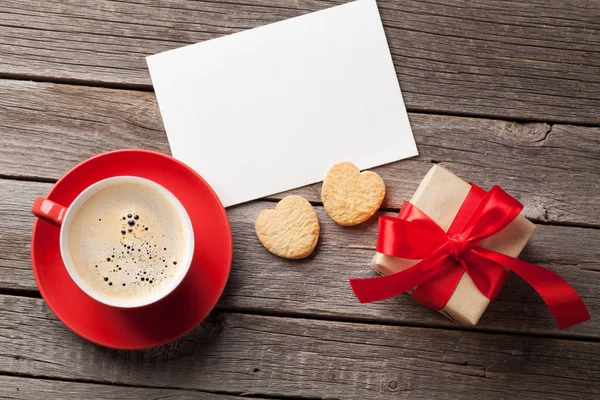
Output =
[
  {"x1": 1, "y1": 0, "x2": 600, "y2": 123},
  {"x1": 1, "y1": 80, "x2": 599, "y2": 226},
  {"x1": 0, "y1": 80, "x2": 168, "y2": 182},
  {"x1": 0, "y1": 296, "x2": 598, "y2": 399},
  {"x1": 4, "y1": 179, "x2": 598, "y2": 337},
  {"x1": 0, "y1": 376, "x2": 250, "y2": 400},
  {"x1": 1, "y1": 0, "x2": 599, "y2": 394}
]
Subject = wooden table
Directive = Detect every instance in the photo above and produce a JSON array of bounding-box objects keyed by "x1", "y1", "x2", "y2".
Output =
[{"x1": 1, "y1": 1, "x2": 599, "y2": 398}]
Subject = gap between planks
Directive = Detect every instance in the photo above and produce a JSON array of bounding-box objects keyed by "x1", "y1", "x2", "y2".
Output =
[
  {"x1": 0, "y1": 288, "x2": 596, "y2": 343},
  {"x1": 4, "y1": 72, "x2": 600, "y2": 128},
  {"x1": 216, "y1": 307, "x2": 600, "y2": 343},
  {"x1": 0, "y1": 372, "x2": 291, "y2": 400},
  {"x1": 4, "y1": 165, "x2": 600, "y2": 230}
]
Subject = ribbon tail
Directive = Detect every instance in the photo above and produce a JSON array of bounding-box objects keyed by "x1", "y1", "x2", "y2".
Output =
[
  {"x1": 351, "y1": 246, "x2": 450, "y2": 303},
  {"x1": 474, "y1": 248, "x2": 590, "y2": 330}
]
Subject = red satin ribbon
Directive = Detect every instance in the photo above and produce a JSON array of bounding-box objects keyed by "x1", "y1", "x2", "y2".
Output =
[{"x1": 350, "y1": 184, "x2": 590, "y2": 330}]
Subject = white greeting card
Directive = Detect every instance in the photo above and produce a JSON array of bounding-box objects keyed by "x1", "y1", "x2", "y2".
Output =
[{"x1": 147, "y1": 0, "x2": 417, "y2": 207}]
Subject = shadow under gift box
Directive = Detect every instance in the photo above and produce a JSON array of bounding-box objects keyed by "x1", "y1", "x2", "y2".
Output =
[{"x1": 371, "y1": 165, "x2": 536, "y2": 325}]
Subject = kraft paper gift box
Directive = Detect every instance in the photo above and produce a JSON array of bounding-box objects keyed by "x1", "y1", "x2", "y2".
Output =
[{"x1": 371, "y1": 164, "x2": 536, "y2": 325}]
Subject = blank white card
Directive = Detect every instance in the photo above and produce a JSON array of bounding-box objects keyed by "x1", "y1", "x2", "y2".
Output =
[{"x1": 147, "y1": 0, "x2": 417, "y2": 207}]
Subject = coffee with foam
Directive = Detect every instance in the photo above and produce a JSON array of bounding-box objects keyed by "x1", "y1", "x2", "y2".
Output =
[{"x1": 65, "y1": 179, "x2": 192, "y2": 306}]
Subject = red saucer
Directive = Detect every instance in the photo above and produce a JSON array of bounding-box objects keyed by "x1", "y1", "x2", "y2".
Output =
[{"x1": 31, "y1": 150, "x2": 232, "y2": 349}]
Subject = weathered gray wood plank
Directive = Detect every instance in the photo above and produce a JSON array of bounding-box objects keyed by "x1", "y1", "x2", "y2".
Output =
[
  {"x1": 3, "y1": 179, "x2": 598, "y2": 337},
  {"x1": 0, "y1": 80, "x2": 169, "y2": 181},
  {"x1": 0, "y1": 80, "x2": 598, "y2": 226},
  {"x1": 0, "y1": 296, "x2": 598, "y2": 399},
  {"x1": 0, "y1": 375, "x2": 250, "y2": 400},
  {"x1": 1, "y1": 0, "x2": 600, "y2": 123}
]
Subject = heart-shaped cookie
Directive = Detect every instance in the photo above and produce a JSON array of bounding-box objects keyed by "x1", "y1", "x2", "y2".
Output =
[
  {"x1": 255, "y1": 195, "x2": 320, "y2": 259},
  {"x1": 321, "y1": 162, "x2": 385, "y2": 226}
]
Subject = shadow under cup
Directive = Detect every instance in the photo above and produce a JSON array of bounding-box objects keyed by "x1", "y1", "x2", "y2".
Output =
[{"x1": 59, "y1": 176, "x2": 195, "y2": 308}]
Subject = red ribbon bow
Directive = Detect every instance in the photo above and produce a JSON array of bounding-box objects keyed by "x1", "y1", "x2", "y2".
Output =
[{"x1": 350, "y1": 184, "x2": 590, "y2": 330}]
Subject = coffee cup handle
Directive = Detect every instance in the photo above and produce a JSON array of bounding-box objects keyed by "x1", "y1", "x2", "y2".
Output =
[{"x1": 31, "y1": 198, "x2": 67, "y2": 227}]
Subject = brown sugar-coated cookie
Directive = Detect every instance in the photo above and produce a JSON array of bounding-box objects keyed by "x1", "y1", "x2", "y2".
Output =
[
  {"x1": 255, "y1": 195, "x2": 320, "y2": 259},
  {"x1": 322, "y1": 162, "x2": 385, "y2": 226}
]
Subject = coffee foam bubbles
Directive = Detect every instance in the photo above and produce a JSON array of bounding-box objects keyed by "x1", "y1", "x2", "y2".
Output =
[{"x1": 66, "y1": 181, "x2": 188, "y2": 304}]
